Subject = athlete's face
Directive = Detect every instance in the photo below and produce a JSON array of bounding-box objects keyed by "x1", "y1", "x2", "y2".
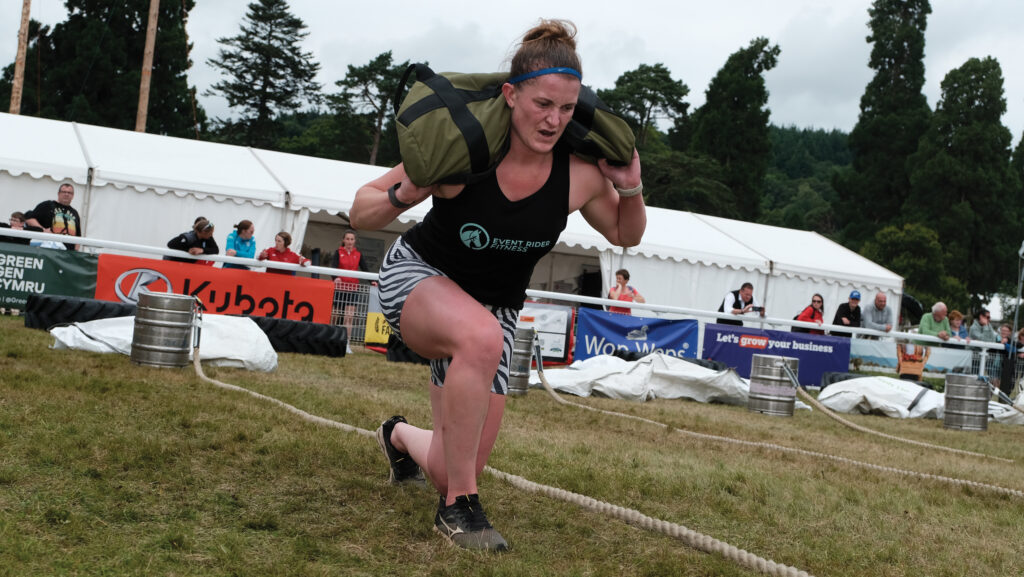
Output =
[{"x1": 504, "y1": 74, "x2": 580, "y2": 154}]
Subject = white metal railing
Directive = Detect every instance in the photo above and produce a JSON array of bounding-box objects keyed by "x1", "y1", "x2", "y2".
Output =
[{"x1": 3, "y1": 228, "x2": 1009, "y2": 370}]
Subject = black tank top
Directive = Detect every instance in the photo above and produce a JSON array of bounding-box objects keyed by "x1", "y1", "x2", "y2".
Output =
[{"x1": 402, "y1": 144, "x2": 570, "y2": 308}]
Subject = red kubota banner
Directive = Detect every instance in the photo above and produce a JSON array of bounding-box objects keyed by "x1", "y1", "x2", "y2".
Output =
[{"x1": 95, "y1": 254, "x2": 334, "y2": 324}]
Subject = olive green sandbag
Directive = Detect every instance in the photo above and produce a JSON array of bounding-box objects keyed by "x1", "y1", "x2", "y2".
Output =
[{"x1": 394, "y1": 63, "x2": 635, "y2": 187}]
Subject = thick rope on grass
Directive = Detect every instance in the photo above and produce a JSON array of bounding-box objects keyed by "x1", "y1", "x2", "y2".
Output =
[
  {"x1": 534, "y1": 370, "x2": 1024, "y2": 501},
  {"x1": 487, "y1": 466, "x2": 811, "y2": 577},
  {"x1": 192, "y1": 352, "x2": 373, "y2": 440},
  {"x1": 191, "y1": 351, "x2": 814, "y2": 577},
  {"x1": 793, "y1": 386, "x2": 1013, "y2": 463}
]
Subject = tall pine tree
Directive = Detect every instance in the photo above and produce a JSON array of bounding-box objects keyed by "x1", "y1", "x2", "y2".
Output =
[
  {"x1": 689, "y1": 37, "x2": 780, "y2": 222},
  {"x1": 206, "y1": 0, "x2": 321, "y2": 148},
  {"x1": 0, "y1": 1, "x2": 205, "y2": 137},
  {"x1": 833, "y1": 0, "x2": 931, "y2": 248},
  {"x1": 332, "y1": 52, "x2": 410, "y2": 165},
  {"x1": 905, "y1": 57, "x2": 1022, "y2": 305},
  {"x1": 596, "y1": 63, "x2": 689, "y2": 148}
]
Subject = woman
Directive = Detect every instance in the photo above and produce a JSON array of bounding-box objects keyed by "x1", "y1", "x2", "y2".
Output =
[
  {"x1": 330, "y1": 230, "x2": 371, "y2": 351},
  {"x1": 350, "y1": 19, "x2": 645, "y2": 552},
  {"x1": 794, "y1": 294, "x2": 825, "y2": 334},
  {"x1": 607, "y1": 268, "x2": 645, "y2": 315},
  {"x1": 165, "y1": 218, "x2": 218, "y2": 264},
  {"x1": 257, "y1": 231, "x2": 310, "y2": 275},
  {"x1": 947, "y1": 310, "x2": 968, "y2": 340},
  {"x1": 998, "y1": 325, "x2": 1023, "y2": 397},
  {"x1": 223, "y1": 220, "x2": 256, "y2": 270}
]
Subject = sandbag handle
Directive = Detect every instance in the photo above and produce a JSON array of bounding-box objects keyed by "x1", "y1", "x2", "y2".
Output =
[{"x1": 393, "y1": 63, "x2": 434, "y2": 115}]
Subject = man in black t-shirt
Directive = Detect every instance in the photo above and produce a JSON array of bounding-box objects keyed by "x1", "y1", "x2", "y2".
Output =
[
  {"x1": 24, "y1": 183, "x2": 82, "y2": 250},
  {"x1": 830, "y1": 290, "x2": 862, "y2": 338}
]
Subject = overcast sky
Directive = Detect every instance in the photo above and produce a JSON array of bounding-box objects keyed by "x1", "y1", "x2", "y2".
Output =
[{"x1": 2, "y1": 0, "x2": 1023, "y2": 139}]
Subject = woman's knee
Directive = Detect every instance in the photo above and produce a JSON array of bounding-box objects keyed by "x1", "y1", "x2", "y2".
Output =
[{"x1": 454, "y1": 317, "x2": 505, "y2": 368}]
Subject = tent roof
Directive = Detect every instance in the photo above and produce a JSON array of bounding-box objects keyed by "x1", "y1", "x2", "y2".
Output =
[
  {"x1": 0, "y1": 113, "x2": 901, "y2": 291},
  {"x1": 696, "y1": 214, "x2": 902, "y2": 288},
  {"x1": 0, "y1": 113, "x2": 90, "y2": 183},
  {"x1": 630, "y1": 207, "x2": 768, "y2": 271},
  {"x1": 76, "y1": 123, "x2": 285, "y2": 206},
  {"x1": 252, "y1": 149, "x2": 389, "y2": 214}
]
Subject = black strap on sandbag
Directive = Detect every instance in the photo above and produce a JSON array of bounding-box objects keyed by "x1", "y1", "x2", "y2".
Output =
[
  {"x1": 394, "y1": 63, "x2": 495, "y2": 176},
  {"x1": 560, "y1": 86, "x2": 629, "y2": 166},
  {"x1": 906, "y1": 386, "x2": 930, "y2": 413}
]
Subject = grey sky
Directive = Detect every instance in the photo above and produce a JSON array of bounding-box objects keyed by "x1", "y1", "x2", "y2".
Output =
[{"x1": 3, "y1": 0, "x2": 1023, "y2": 139}]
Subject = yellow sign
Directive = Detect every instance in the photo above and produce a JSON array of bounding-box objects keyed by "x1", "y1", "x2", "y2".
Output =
[{"x1": 365, "y1": 311, "x2": 391, "y2": 346}]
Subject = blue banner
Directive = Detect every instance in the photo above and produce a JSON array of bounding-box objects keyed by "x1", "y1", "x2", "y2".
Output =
[
  {"x1": 575, "y1": 308, "x2": 699, "y2": 361},
  {"x1": 701, "y1": 324, "x2": 851, "y2": 387}
]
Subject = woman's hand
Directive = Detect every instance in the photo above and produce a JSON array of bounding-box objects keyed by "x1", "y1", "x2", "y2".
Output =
[
  {"x1": 597, "y1": 149, "x2": 642, "y2": 191},
  {"x1": 393, "y1": 177, "x2": 439, "y2": 205}
]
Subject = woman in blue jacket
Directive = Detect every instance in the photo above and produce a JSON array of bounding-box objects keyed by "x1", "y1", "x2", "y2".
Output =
[{"x1": 223, "y1": 220, "x2": 256, "y2": 269}]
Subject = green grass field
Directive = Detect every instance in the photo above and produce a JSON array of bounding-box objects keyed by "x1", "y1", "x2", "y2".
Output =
[{"x1": 1, "y1": 314, "x2": 1022, "y2": 576}]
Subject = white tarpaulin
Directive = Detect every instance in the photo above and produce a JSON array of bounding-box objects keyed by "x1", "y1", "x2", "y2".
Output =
[
  {"x1": 816, "y1": 376, "x2": 1024, "y2": 425},
  {"x1": 49, "y1": 315, "x2": 278, "y2": 372},
  {"x1": 817, "y1": 376, "x2": 943, "y2": 419},
  {"x1": 530, "y1": 352, "x2": 809, "y2": 410}
]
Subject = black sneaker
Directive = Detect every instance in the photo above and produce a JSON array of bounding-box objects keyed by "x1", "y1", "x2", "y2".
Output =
[
  {"x1": 433, "y1": 494, "x2": 508, "y2": 552},
  {"x1": 375, "y1": 416, "x2": 425, "y2": 486}
]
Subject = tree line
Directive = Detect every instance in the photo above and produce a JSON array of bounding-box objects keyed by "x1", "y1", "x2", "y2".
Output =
[{"x1": 3, "y1": 0, "x2": 1024, "y2": 316}]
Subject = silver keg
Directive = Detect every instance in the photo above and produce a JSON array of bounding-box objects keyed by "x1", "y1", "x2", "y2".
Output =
[
  {"x1": 130, "y1": 291, "x2": 197, "y2": 368},
  {"x1": 943, "y1": 374, "x2": 989, "y2": 431},
  {"x1": 748, "y1": 354, "x2": 799, "y2": 417},
  {"x1": 507, "y1": 327, "x2": 536, "y2": 396}
]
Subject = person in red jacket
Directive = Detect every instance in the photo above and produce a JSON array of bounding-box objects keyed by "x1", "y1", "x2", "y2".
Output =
[
  {"x1": 794, "y1": 293, "x2": 825, "y2": 334},
  {"x1": 330, "y1": 229, "x2": 372, "y2": 350},
  {"x1": 257, "y1": 231, "x2": 309, "y2": 275},
  {"x1": 607, "y1": 268, "x2": 645, "y2": 315}
]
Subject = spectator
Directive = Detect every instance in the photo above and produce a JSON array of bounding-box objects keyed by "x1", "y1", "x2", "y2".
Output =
[
  {"x1": 918, "y1": 301, "x2": 951, "y2": 342},
  {"x1": 830, "y1": 290, "x2": 862, "y2": 338},
  {"x1": 165, "y1": 218, "x2": 219, "y2": 264},
  {"x1": 258, "y1": 231, "x2": 310, "y2": 275},
  {"x1": 968, "y1": 308, "x2": 999, "y2": 342},
  {"x1": 947, "y1": 310, "x2": 969, "y2": 342},
  {"x1": 998, "y1": 325, "x2": 1023, "y2": 397},
  {"x1": 330, "y1": 229, "x2": 371, "y2": 352},
  {"x1": 0, "y1": 212, "x2": 31, "y2": 245},
  {"x1": 862, "y1": 292, "x2": 894, "y2": 336},
  {"x1": 223, "y1": 220, "x2": 256, "y2": 270},
  {"x1": 24, "y1": 183, "x2": 81, "y2": 250},
  {"x1": 607, "y1": 268, "x2": 645, "y2": 315},
  {"x1": 793, "y1": 294, "x2": 825, "y2": 334},
  {"x1": 716, "y1": 282, "x2": 764, "y2": 326}
]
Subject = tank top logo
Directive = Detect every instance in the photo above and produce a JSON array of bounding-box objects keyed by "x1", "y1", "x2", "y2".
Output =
[{"x1": 459, "y1": 223, "x2": 490, "y2": 250}]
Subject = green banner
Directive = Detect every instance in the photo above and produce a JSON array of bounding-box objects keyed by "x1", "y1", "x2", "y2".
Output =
[{"x1": 0, "y1": 244, "x2": 98, "y2": 310}]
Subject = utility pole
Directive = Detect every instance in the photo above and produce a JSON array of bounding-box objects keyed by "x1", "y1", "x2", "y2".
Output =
[
  {"x1": 135, "y1": 0, "x2": 160, "y2": 132},
  {"x1": 9, "y1": 0, "x2": 32, "y2": 114}
]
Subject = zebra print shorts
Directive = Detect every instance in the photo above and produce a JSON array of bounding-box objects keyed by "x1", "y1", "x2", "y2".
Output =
[{"x1": 377, "y1": 236, "x2": 517, "y2": 395}]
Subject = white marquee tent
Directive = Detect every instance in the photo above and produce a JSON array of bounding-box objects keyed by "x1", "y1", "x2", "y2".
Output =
[{"x1": 0, "y1": 112, "x2": 903, "y2": 322}]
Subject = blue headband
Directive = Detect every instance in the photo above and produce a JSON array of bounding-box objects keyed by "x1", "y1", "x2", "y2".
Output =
[{"x1": 507, "y1": 67, "x2": 582, "y2": 85}]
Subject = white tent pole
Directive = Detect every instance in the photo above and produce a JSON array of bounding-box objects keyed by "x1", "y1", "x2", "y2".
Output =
[
  {"x1": 71, "y1": 122, "x2": 95, "y2": 238},
  {"x1": 247, "y1": 147, "x2": 292, "y2": 237}
]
